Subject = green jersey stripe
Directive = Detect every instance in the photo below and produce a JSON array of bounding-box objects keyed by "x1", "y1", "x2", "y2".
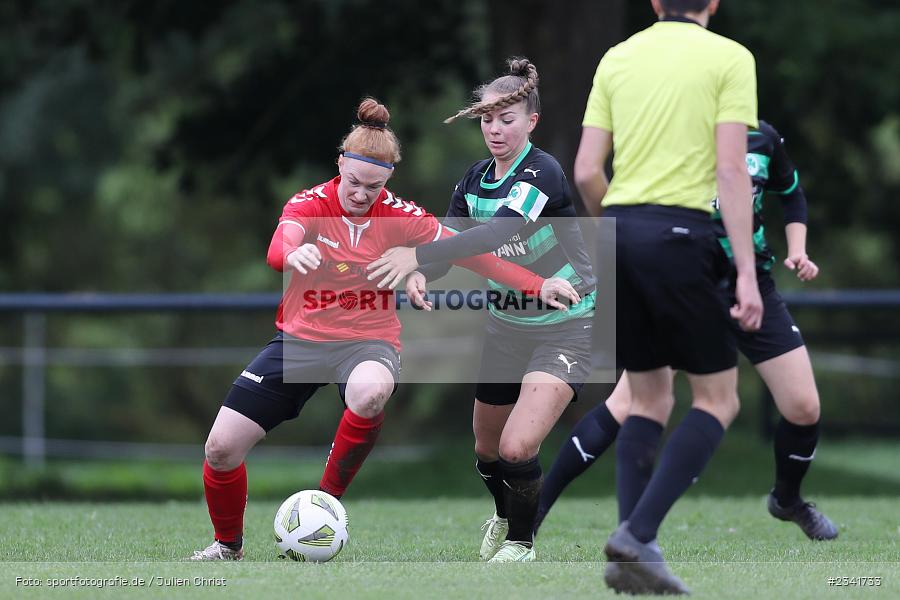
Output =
[
  {"x1": 517, "y1": 224, "x2": 557, "y2": 265},
  {"x1": 488, "y1": 291, "x2": 596, "y2": 326},
  {"x1": 479, "y1": 142, "x2": 533, "y2": 190},
  {"x1": 464, "y1": 193, "x2": 504, "y2": 219},
  {"x1": 550, "y1": 262, "x2": 584, "y2": 285},
  {"x1": 717, "y1": 224, "x2": 775, "y2": 271},
  {"x1": 770, "y1": 170, "x2": 799, "y2": 195}
]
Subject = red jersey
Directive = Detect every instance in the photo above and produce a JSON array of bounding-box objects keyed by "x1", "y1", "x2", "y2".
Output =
[{"x1": 266, "y1": 176, "x2": 544, "y2": 351}]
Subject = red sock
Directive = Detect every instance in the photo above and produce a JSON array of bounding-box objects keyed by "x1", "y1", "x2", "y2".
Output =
[
  {"x1": 202, "y1": 460, "x2": 247, "y2": 544},
  {"x1": 319, "y1": 409, "x2": 384, "y2": 497}
]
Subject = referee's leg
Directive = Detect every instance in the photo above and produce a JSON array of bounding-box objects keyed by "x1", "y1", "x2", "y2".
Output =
[
  {"x1": 624, "y1": 368, "x2": 737, "y2": 544},
  {"x1": 614, "y1": 369, "x2": 675, "y2": 524},
  {"x1": 603, "y1": 207, "x2": 733, "y2": 594}
]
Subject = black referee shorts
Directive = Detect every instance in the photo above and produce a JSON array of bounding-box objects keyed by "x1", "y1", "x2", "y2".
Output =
[
  {"x1": 224, "y1": 332, "x2": 400, "y2": 432},
  {"x1": 605, "y1": 204, "x2": 736, "y2": 374}
]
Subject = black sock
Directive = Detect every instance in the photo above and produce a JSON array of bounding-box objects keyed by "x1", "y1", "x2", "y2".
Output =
[
  {"x1": 629, "y1": 408, "x2": 724, "y2": 543},
  {"x1": 615, "y1": 415, "x2": 664, "y2": 524},
  {"x1": 476, "y1": 458, "x2": 507, "y2": 519},
  {"x1": 535, "y1": 403, "x2": 621, "y2": 533},
  {"x1": 218, "y1": 535, "x2": 242, "y2": 550},
  {"x1": 773, "y1": 418, "x2": 819, "y2": 506},
  {"x1": 500, "y1": 456, "x2": 543, "y2": 546}
]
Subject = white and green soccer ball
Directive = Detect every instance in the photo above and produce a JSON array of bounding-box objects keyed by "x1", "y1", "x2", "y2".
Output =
[{"x1": 273, "y1": 490, "x2": 349, "y2": 562}]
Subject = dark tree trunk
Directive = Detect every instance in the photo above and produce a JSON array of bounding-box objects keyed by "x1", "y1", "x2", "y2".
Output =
[{"x1": 487, "y1": 0, "x2": 625, "y2": 213}]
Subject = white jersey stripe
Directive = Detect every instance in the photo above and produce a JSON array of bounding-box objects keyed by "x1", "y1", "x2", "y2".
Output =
[{"x1": 278, "y1": 220, "x2": 306, "y2": 234}]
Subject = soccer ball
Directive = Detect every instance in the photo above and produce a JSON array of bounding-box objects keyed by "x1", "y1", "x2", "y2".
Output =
[{"x1": 273, "y1": 490, "x2": 349, "y2": 562}]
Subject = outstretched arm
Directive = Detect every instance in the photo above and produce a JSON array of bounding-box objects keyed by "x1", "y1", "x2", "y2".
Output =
[
  {"x1": 414, "y1": 207, "x2": 526, "y2": 265},
  {"x1": 407, "y1": 228, "x2": 580, "y2": 312},
  {"x1": 368, "y1": 210, "x2": 524, "y2": 288}
]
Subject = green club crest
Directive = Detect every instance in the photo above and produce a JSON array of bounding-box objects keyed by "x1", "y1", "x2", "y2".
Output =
[{"x1": 746, "y1": 154, "x2": 761, "y2": 176}]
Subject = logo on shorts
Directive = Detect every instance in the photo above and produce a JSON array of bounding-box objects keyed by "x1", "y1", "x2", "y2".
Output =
[
  {"x1": 791, "y1": 325, "x2": 801, "y2": 333},
  {"x1": 557, "y1": 353, "x2": 578, "y2": 374},
  {"x1": 240, "y1": 370, "x2": 264, "y2": 384}
]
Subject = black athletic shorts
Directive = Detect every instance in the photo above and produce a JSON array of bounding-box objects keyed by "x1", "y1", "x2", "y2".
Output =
[
  {"x1": 475, "y1": 316, "x2": 593, "y2": 406},
  {"x1": 604, "y1": 204, "x2": 736, "y2": 374},
  {"x1": 727, "y1": 273, "x2": 805, "y2": 364},
  {"x1": 224, "y1": 331, "x2": 401, "y2": 432}
]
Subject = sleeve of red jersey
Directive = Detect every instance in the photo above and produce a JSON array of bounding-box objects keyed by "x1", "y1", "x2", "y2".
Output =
[
  {"x1": 266, "y1": 190, "x2": 322, "y2": 272},
  {"x1": 407, "y1": 214, "x2": 544, "y2": 295}
]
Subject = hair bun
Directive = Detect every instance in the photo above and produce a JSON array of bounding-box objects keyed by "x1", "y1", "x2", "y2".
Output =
[
  {"x1": 357, "y1": 97, "x2": 390, "y2": 129},
  {"x1": 508, "y1": 58, "x2": 530, "y2": 76}
]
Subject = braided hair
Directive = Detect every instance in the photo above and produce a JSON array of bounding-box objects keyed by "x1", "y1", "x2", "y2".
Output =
[{"x1": 445, "y1": 58, "x2": 540, "y2": 123}]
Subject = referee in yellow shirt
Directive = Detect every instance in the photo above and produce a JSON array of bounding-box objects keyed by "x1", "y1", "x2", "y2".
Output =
[{"x1": 573, "y1": 0, "x2": 763, "y2": 594}]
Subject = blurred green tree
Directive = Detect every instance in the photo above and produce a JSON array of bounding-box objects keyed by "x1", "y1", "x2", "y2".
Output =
[{"x1": 0, "y1": 0, "x2": 897, "y2": 446}]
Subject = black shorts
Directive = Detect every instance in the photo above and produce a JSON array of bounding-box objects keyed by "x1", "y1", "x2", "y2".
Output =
[
  {"x1": 728, "y1": 274, "x2": 805, "y2": 364},
  {"x1": 225, "y1": 332, "x2": 401, "y2": 432},
  {"x1": 475, "y1": 316, "x2": 593, "y2": 406},
  {"x1": 605, "y1": 204, "x2": 736, "y2": 374}
]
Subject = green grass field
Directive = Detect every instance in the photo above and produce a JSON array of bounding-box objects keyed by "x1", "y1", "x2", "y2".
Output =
[
  {"x1": 1, "y1": 497, "x2": 898, "y2": 599},
  {"x1": 2, "y1": 435, "x2": 898, "y2": 597}
]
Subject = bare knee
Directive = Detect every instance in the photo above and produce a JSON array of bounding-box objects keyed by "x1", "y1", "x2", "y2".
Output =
[
  {"x1": 778, "y1": 393, "x2": 820, "y2": 425},
  {"x1": 474, "y1": 440, "x2": 499, "y2": 462},
  {"x1": 630, "y1": 394, "x2": 673, "y2": 424},
  {"x1": 346, "y1": 383, "x2": 390, "y2": 418},
  {"x1": 604, "y1": 381, "x2": 632, "y2": 424},
  {"x1": 205, "y1": 435, "x2": 244, "y2": 471},
  {"x1": 473, "y1": 400, "x2": 512, "y2": 462},
  {"x1": 474, "y1": 424, "x2": 501, "y2": 461},
  {"x1": 692, "y1": 390, "x2": 740, "y2": 428},
  {"x1": 498, "y1": 438, "x2": 536, "y2": 464}
]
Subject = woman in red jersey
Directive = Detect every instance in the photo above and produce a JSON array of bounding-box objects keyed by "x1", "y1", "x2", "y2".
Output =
[{"x1": 189, "y1": 98, "x2": 577, "y2": 560}]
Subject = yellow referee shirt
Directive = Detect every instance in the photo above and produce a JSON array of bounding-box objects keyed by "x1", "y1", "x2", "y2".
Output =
[{"x1": 584, "y1": 21, "x2": 758, "y2": 213}]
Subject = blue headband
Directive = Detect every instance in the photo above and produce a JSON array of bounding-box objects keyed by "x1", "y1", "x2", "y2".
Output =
[{"x1": 342, "y1": 152, "x2": 394, "y2": 169}]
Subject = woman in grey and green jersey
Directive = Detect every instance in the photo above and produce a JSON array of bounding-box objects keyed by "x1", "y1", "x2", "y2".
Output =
[{"x1": 367, "y1": 58, "x2": 596, "y2": 562}]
